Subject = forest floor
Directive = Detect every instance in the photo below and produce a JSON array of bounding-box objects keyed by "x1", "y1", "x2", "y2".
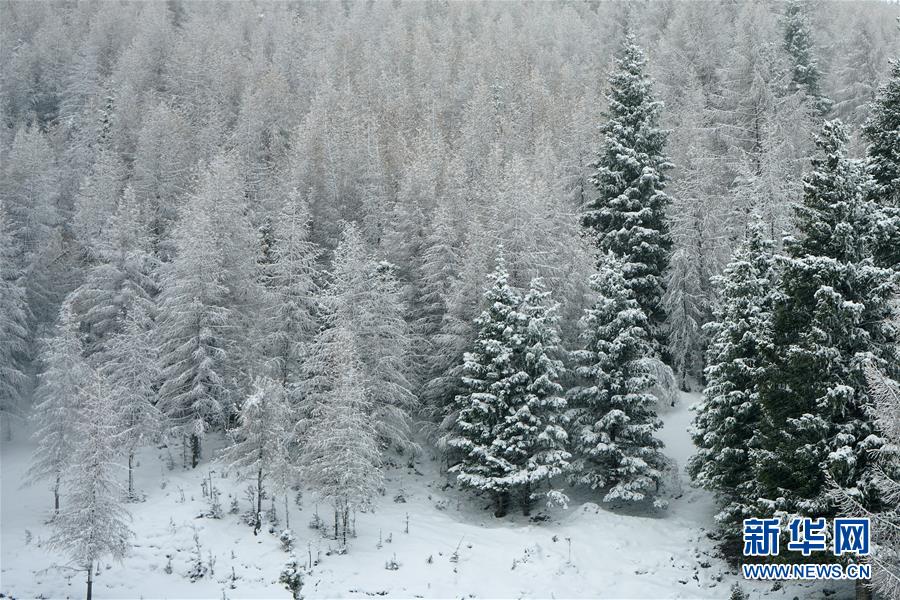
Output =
[{"x1": 1, "y1": 393, "x2": 851, "y2": 599}]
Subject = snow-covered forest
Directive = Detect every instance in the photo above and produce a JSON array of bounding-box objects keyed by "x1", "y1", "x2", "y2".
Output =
[{"x1": 1, "y1": 1, "x2": 899, "y2": 599}]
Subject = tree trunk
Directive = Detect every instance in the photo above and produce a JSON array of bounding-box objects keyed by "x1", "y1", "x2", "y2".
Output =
[
  {"x1": 53, "y1": 474, "x2": 60, "y2": 515},
  {"x1": 520, "y1": 485, "x2": 532, "y2": 517},
  {"x1": 854, "y1": 579, "x2": 872, "y2": 600},
  {"x1": 128, "y1": 451, "x2": 134, "y2": 497},
  {"x1": 334, "y1": 508, "x2": 339, "y2": 540},
  {"x1": 494, "y1": 491, "x2": 509, "y2": 518},
  {"x1": 255, "y1": 468, "x2": 263, "y2": 534},
  {"x1": 86, "y1": 560, "x2": 93, "y2": 600},
  {"x1": 190, "y1": 434, "x2": 201, "y2": 468},
  {"x1": 284, "y1": 493, "x2": 290, "y2": 529}
]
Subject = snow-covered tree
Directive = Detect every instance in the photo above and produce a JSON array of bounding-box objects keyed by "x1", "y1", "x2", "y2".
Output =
[
  {"x1": 569, "y1": 253, "x2": 667, "y2": 507},
  {"x1": 301, "y1": 327, "x2": 382, "y2": 547},
  {"x1": 0, "y1": 202, "x2": 31, "y2": 439},
  {"x1": 49, "y1": 368, "x2": 133, "y2": 600},
  {"x1": 493, "y1": 279, "x2": 571, "y2": 514},
  {"x1": 221, "y1": 377, "x2": 295, "y2": 535},
  {"x1": 688, "y1": 222, "x2": 776, "y2": 543},
  {"x1": 755, "y1": 120, "x2": 900, "y2": 521},
  {"x1": 783, "y1": 0, "x2": 831, "y2": 115},
  {"x1": 70, "y1": 185, "x2": 157, "y2": 356},
  {"x1": 97, "y1": 305, "x2": 161, "y2": 499},
  {"x1": 26, "y1": 301, "x2": 92, "y2": 515},
  {"x1": 448, "y1": 254, "x2": 526, "y2": 516},
  {"x1": 583, "y1": 33, "x2": 673, "y2": 347},
  {"x1": 863, "y1": 59, "x2": 900, "y2": 270},
  {"x1": 258, "y1": 193, "x2": 320, "y2": 388},
  {"x1": 156, "y1": 155, "x2": 252, "y2": 467}
]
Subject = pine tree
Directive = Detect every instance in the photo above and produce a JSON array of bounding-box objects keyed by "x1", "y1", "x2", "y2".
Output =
[
  {"x1": 862, "y1": 59, "x2": 900, "y2": 270},
  {"x1": 97, "y1": 305, "x2": 161, "y2": 499},
  {"x1": 49, "y1": 368, "x2": 133, "y2": 600},
  {"x1": 221, "y1": 377, "x2": 294, "y2": 535},
  {"x1": 0, "y1": 202, "x2": 31, "y2": 439},
  {"x1": 583, "y1": 33, "x2": 673, "y2": 347},
  {"x1": 493, "y1": 278, "x2": 571, "y2": 515},
  {"x1": 755, "y1": 120, "x2": 900, "y2": 522},
  {"x1": 783, "y1": 0, "x2": 831, "y2": 115},
  {"x1": 448, "y1": 254, "x2": 525, "y2": 517},
  {"x1": 26, "y1": 302, "x2": 91, "y2": 515},
  {"x1": 688, "y1": 222, "x2": 776, "y2": 545},
  {"x1": 569, "y1": 253, "x2": 667, "y2": 507},
  {"x1": 301, "y1": 327, "x2": 382, "y2": 547}
]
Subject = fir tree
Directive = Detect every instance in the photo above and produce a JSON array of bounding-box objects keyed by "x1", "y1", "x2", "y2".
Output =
[
  {"x1": 26, "y1": 301, "x2": 91, "y2": 515},
  {"x1": 688, "y1": 222, "x2": 776, "y2": 544},
  {"x1": 493, "y1": 279, "x2": 571, "y2": 515},
  {"x1": 0, "y1": 202, "x2": 31, "y2": 439},
  {"x1": 448, "y1": 254, "x2": 526, "y2": 517},
  {"x1": 783, "y1": 0, "x2": 831, "y2": 115},
  {"x1": 569, "y1": 254, "x2": 667, "y2": 507},
  {"x1": 583, "y1": 33, "x2": 673, "y2": 347},
  {"x1": 755, "y1": 120, "x2": 900, "y2": 522},
  {"x1": 49, "y1": 368, "x2": 133, "y2": 600},
  {"x1": 862, "y1": 59, "x2": 900, "y2": 270}
]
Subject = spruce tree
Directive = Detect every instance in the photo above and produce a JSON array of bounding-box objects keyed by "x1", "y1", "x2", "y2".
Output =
[
  {"x1": 583, "y1": 33, "x2": 673, "y2": 347},
  {"x1": 569, "y1": 253, "x2": 667, "y2": 507},
  {"x1": 862, "y1": 59, "x2": 900, "y2": 269},
  {"x1": 688, "y1": 222, "x2": 776, "y2": 544},
  {"x1": 493, "y1": 279, "x2": 571, "y2": 515},
  {"x1": 448, "y1": 254, "x2": 526, "y2": 517},
  {"x1": 755, "y1": 120, "x2": 900, "y2": 521},
  {"x1": 783, "y1": 0, "x2": 831, "y2": 115}
]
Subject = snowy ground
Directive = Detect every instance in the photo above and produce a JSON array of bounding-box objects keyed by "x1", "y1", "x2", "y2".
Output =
[{"x1": 1, "y1": 394, "x2": 852, "y2": 599}]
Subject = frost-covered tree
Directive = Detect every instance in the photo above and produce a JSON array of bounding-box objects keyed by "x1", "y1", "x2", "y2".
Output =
[
  {"x1": 688, "y1": 222, "x2": 776, "y2": 544},
  {"x1": 301, "y1": 327, "x2": 382, "y2": 547},
  {"x1": 259, "y1": 193, "x2": 320, "y2": 388},
  {"x1": 311, "y1": 223, "x2": 415, "y2": 450},
  {"x1": 448, "y1": 255, "x2": 526, "y2": 517},
  {"x1": 156, "y1": 155, "x2": 251, "y2": 467},
  {"x1": 583, "y1": 33, "x2": 673, "y2": 346},
  {"x1": 569, "y1": 254, "x2": 667, "y2": 507},
  {"x1": 97, "y1": 305, "x2": 161, "y2": 499},
  {"x1": 756, "y1": 120, "x2": 900, "y2": 521},
  {"x1": 50, "y1": 369, "x2": 133, "y2": 600},
  {"x1": 26, "y1": 302, "x2": 91, "y2": 514},
  {"x1": 0, "y1": 202, "x2": 31, "y2": 439},
  {"x1": 863, "y1": 59, "x2": 900, "y2": 270},
  {"x1": 72, "y1": 144, "x2": 125, "y2": 257},
  {"x1": 70, "y1": 186, "x2": 157, "y2": 356},
  {"x1": 783, "y1": 0, "x2": 831, "y2": 115},
  {"x1": 221, "y1": 377, "x2": 295, "y2": 535}
]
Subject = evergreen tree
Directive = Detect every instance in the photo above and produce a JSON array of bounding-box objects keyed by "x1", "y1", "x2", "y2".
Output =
[
  {"x1": 569, "y1": 254, "x2": 667, "y2": 507},
  {"x1": 26, "y1": 302, "x2": 91, "y2": 515},
  {"x1": 755, "y1": 120, "x2": 900, "y2": 522},
  {"x1": 688, "y1": 222, "x2": 776, "y2": 545},
  {"x1": 448, "y1": 254, "x2": 526, "y2": 517},
  {"x1": 49, "y1": 368, "x2": 133, "y2": 600},
  {"x1": 493, "y1": 279, "x2": 571, "y2": 515},
  {"x1": 221, "y1": 377, "x2": 294, "y2": 535},
  {"x1": 862, "y1": 59, "x2": 900, "y2": 269},
  {"x1": 583, "y1": 34, "x2": 673, "y2": 347},
  {"x1": 97, "y1": 305, "x2": 161, "y2": 499},
  {"x1": 783, "y1": 0, "x2": 831, "y2": 115},
  {"x1": 0, "y1": 202, "x2": 31, "y2": 439}
]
